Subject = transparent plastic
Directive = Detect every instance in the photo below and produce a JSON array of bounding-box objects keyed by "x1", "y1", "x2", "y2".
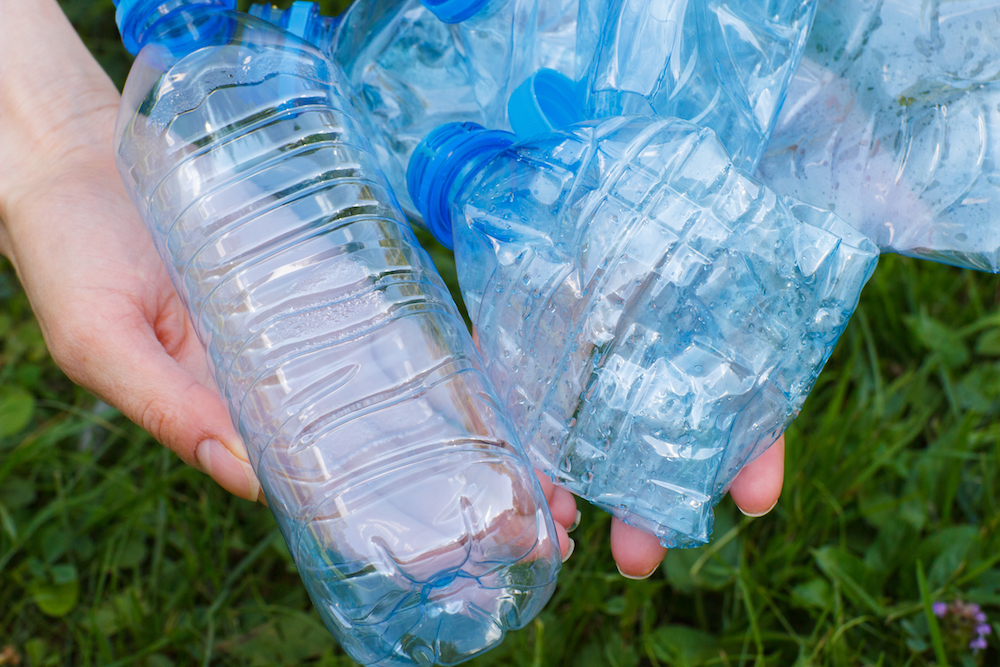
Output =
[
  {"x1": 757, "y1": 0, "x2": 1000, "y2": 272},
  {"x1": 331, "y1": 0, "x2": 486, "y2": 219},
  {"x1": 409, "y1": 117, "x2": 878, "y2": 547},
  {"x1": 584, "y1": 0, "x2": 817, "y2": 172},
  {"x1": 113, "y1": 9, "x2": 560, "y2": 666},
  {"x1": 421, "y1": 0, "x2": 581, "y2": 130}
]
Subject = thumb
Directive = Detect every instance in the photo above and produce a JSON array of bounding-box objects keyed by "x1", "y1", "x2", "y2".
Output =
[{"x1": 55, "y1": 312, "x2": 261, "y2": 502}]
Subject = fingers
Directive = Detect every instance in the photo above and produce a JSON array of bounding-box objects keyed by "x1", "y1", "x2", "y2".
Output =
[
  {"x1": 610, "y1": 518, "x2": 666, "y2": 579},
  {"x1": 729, "y1": 435, "x2": 785, "y2": 517},
  {"x1": 50, "y1": 303, "x2": 261, "y2": 503},
  {"x1": 533, "y1": 470, "x2": 579, "y2": 562},
  {"x1": 533, "y1": 469, "x2": 579, "y2": 530}
]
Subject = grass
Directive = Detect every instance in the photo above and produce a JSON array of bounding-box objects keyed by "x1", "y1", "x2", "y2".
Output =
[{"x1": 2, "y1": 1, "x2": 1000, "y2": 665}]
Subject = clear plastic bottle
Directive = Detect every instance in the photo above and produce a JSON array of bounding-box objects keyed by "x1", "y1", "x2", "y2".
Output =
[
  {"x1": 757, "y1": 0, "x2": 1000, "y2": 272},
  {"x1": 583, "y1": 0, "x2": 818, "y2": 173},
  {"x1": 111, "y1": 2, "x2": 561, "y2": 664},
  {"x1": 407, "y1": 117, "x2": 878, "y2": 547},
  {"x1": 419, "y1": 0, "x2": 581, "y2": 130}
]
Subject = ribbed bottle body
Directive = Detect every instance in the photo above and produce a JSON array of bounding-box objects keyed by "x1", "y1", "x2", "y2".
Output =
[
  {"x1": 114, "y1": 12, "x2": 559, "y2": 666},
  {"x1": 758, "y1": 0, "x2": 1000, "y2": 272},
  {"x1": 585, "y1": 0, "x2": 817, "y2": 173},
  {"x1": 449, "y1": 117, "x2": 878, "y2": 547}
]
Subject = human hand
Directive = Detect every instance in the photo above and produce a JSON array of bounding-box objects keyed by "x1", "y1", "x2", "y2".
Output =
[
  {"x1": 0, "y1": 0, "x2": 583, "y2": 561},
  {"x1": 0, "y1": 0, "x2": 261, "y2": 502}
]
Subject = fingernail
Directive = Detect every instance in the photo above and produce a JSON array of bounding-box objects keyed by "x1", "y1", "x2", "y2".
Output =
[
  {"x1": 196, "y1": 439, "x2": 260, "y2": 502},
  {"x1": 739, "y1": 499, "x2": 778, "y2": 518},
  {"x1": 617, "y1": 563, "x2": 658, "y2": 581},
  {"x1": 562, "y1": 538, "x2": 575, "y2": 563},
  {"x1": 568, "y1": 510, "x2": 581, "y2": 533}
]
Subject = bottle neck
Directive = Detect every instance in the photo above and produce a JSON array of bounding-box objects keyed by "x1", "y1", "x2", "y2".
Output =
[
  {"x1": 249, "y1": 2, "x2": 341, "y2": 52},
  {"x1": 114, "y1": 0, "x2": 237, "y2": 55},
  {"x1": 407, "y1": 123, "x2": 516, "y2": 248},
  {"x1": 419, "y1": 0, "x2": 495, "y2": 24}
]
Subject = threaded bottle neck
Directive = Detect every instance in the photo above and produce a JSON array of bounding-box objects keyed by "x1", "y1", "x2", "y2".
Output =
[
  {"x1": 248, "y1": 1, "x2": 341, "y2": 52},
  {"x1": 419, "y1": 0, "x2": 494, "y2": 24},
  {"x1": 113, "y1": 0, "x2": 237, "y2": 55},
  {"x1": 407, "y1": 123, "x2": 516, "y2": 248}
]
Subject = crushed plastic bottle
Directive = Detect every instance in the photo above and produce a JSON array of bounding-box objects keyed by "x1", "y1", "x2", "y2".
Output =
[
  {"x1": 757, "y1": 0, "x2": 1000, "y2": 272},
  {"x1": 583, "y1": 0, "x2": 818, "y2": 172},
  {"x1": 408, "y1": 116, "x2": 878, "y2": 547},
  {"x1": 420, "y1": 0, "x2": 580, "y2": 130},
  {"x1": 111, "y1": 2, "x2": 561, "y2": 664}
]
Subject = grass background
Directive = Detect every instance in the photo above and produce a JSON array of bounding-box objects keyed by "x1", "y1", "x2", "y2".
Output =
[{"x1": 2, "y1": 1, "x2": 1000, "y2": 665}]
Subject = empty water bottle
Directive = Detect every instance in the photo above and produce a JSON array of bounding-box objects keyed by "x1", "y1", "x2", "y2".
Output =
[
  {"x1": 112, "y1": 2, "x2": 561, "y2": 664},
  {"x1": 408, "y1": 117, "x2": 878, "y2": 546},
  {"x1": 757, "y1": 0, "x2": 1000, "y2": 272},
  {"x1": 419, "y1": 0, "x2": 580, "y2": 130},
  {"x1": 583, "y1": 0, "x2": 818, "y2": 172}
]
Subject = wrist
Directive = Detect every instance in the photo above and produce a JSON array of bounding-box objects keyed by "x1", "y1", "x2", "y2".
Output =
[{"x1": 0, "y1": 0, "x2": 122, "y2": 234}]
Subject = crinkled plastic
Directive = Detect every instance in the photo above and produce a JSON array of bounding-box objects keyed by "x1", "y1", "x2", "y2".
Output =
[
  {"x1": 422, "y1": 0, "x2": 581, "y2": 130},
  {"x1": 584, "y1": 0, "x2": 817, "y2": 172},
  {"x1": 409, "y1": 116, "x2": 878, "y2": 547},
  {"x1": 758, "y1": 0, "x2": 1000, "y2": 272}
]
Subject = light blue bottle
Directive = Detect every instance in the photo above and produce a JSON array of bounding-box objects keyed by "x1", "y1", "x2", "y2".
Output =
[
  {"x1": 420, "y1": 0, "x2": 580, "y2": 130},
  {"x1": 250, "y1": 0, "x2": 486, "y2": 220},
  {"x1": 408, "y1": 117, "x2": 878, "y2": 547},
  {"x1": 111, "y1": 2, "x2": 561, "y2": 664},
  {"x1": 757, "y1": 0, "x2": 1000, "y2": 273},
  {"x1": 583, "y1": 0, "x2": 818, "y2": 172}
]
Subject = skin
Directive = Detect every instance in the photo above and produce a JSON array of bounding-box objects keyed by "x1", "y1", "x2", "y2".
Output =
[{"x1": 0, "y1": 0, "x2": 784, "y2": 578}]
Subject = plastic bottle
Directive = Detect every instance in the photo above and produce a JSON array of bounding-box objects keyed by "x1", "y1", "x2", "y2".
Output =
[
  {"x1": 407, "y1": 116, "x2": 878, "y2": 547},
  {"x1": 583, "y1": 0, "x2": 818, "y2": 173},
  {"x1": 757, "y1": 0, "x2": 1000, "y2": 273},
  {"x1": 111, "y1": 2, "x2": 561, "y2": 664},
  {"x1": 419, "y1": 0, "x2": 581, "y2": 131}
]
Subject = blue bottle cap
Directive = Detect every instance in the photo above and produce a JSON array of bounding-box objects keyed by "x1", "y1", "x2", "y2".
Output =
[
  {"x1": 115, "y1": 0, "x2": 237, "y2": 55},
  {"x1": 419, "y1": 0, "x2": 492, "y2": 24},
  {"x1": 407, "y1": 123, "x2": 516, "y2": 248},
  {"x1": 508, "y1": 69, "x2": 584, "y2": 140}
]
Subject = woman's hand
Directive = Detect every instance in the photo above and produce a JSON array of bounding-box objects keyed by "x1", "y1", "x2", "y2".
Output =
[{"x1": 0, "y1": 0, "x2": 260, "y2": 501}]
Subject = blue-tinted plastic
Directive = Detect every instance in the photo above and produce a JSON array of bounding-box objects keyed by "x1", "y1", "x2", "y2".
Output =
[
  {"x1": 508, "y1": 69, "x2": 583, "y2": 140},
  {"x1": 327, "y1": 0, "x2": 488, "y2": 220},
  {"x1": 115, "y1": 0, "x2": 236, "y2": 54},
  {"x1": 420, "y1": 0, "x2": 492, "y2": 23},
  {"x1": 428, "y1": 0, "x2": 581, "y2": 130},
  {"x1": 584, "y1": 0, "x2": 817, "y2": 172},
  {"x1": 409, "y1": 117, "x2": 878, "y2": 547},
  {"x1": 113, "y1": 7, "x2": 560, "y2": 665},
  {"x1": 248, "y1": 1, "x2": 340, "y2": 51},
  {"x1": 407, "y1": 123, "x2": 516, "y2": 247},
  {"x1": 757, "y1": 0, "x2": 1000, "y2": 273}
]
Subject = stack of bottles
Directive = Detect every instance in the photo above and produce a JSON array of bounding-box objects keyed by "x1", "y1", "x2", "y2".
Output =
[{"x1": 112, "y1": 0, "x2": 1000, "y2": 663}]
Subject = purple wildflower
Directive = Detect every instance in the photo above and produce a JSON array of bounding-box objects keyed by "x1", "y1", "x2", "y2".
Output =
[{"x1": 933, "y1": 600, "x2": 992, "y2": 658}]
